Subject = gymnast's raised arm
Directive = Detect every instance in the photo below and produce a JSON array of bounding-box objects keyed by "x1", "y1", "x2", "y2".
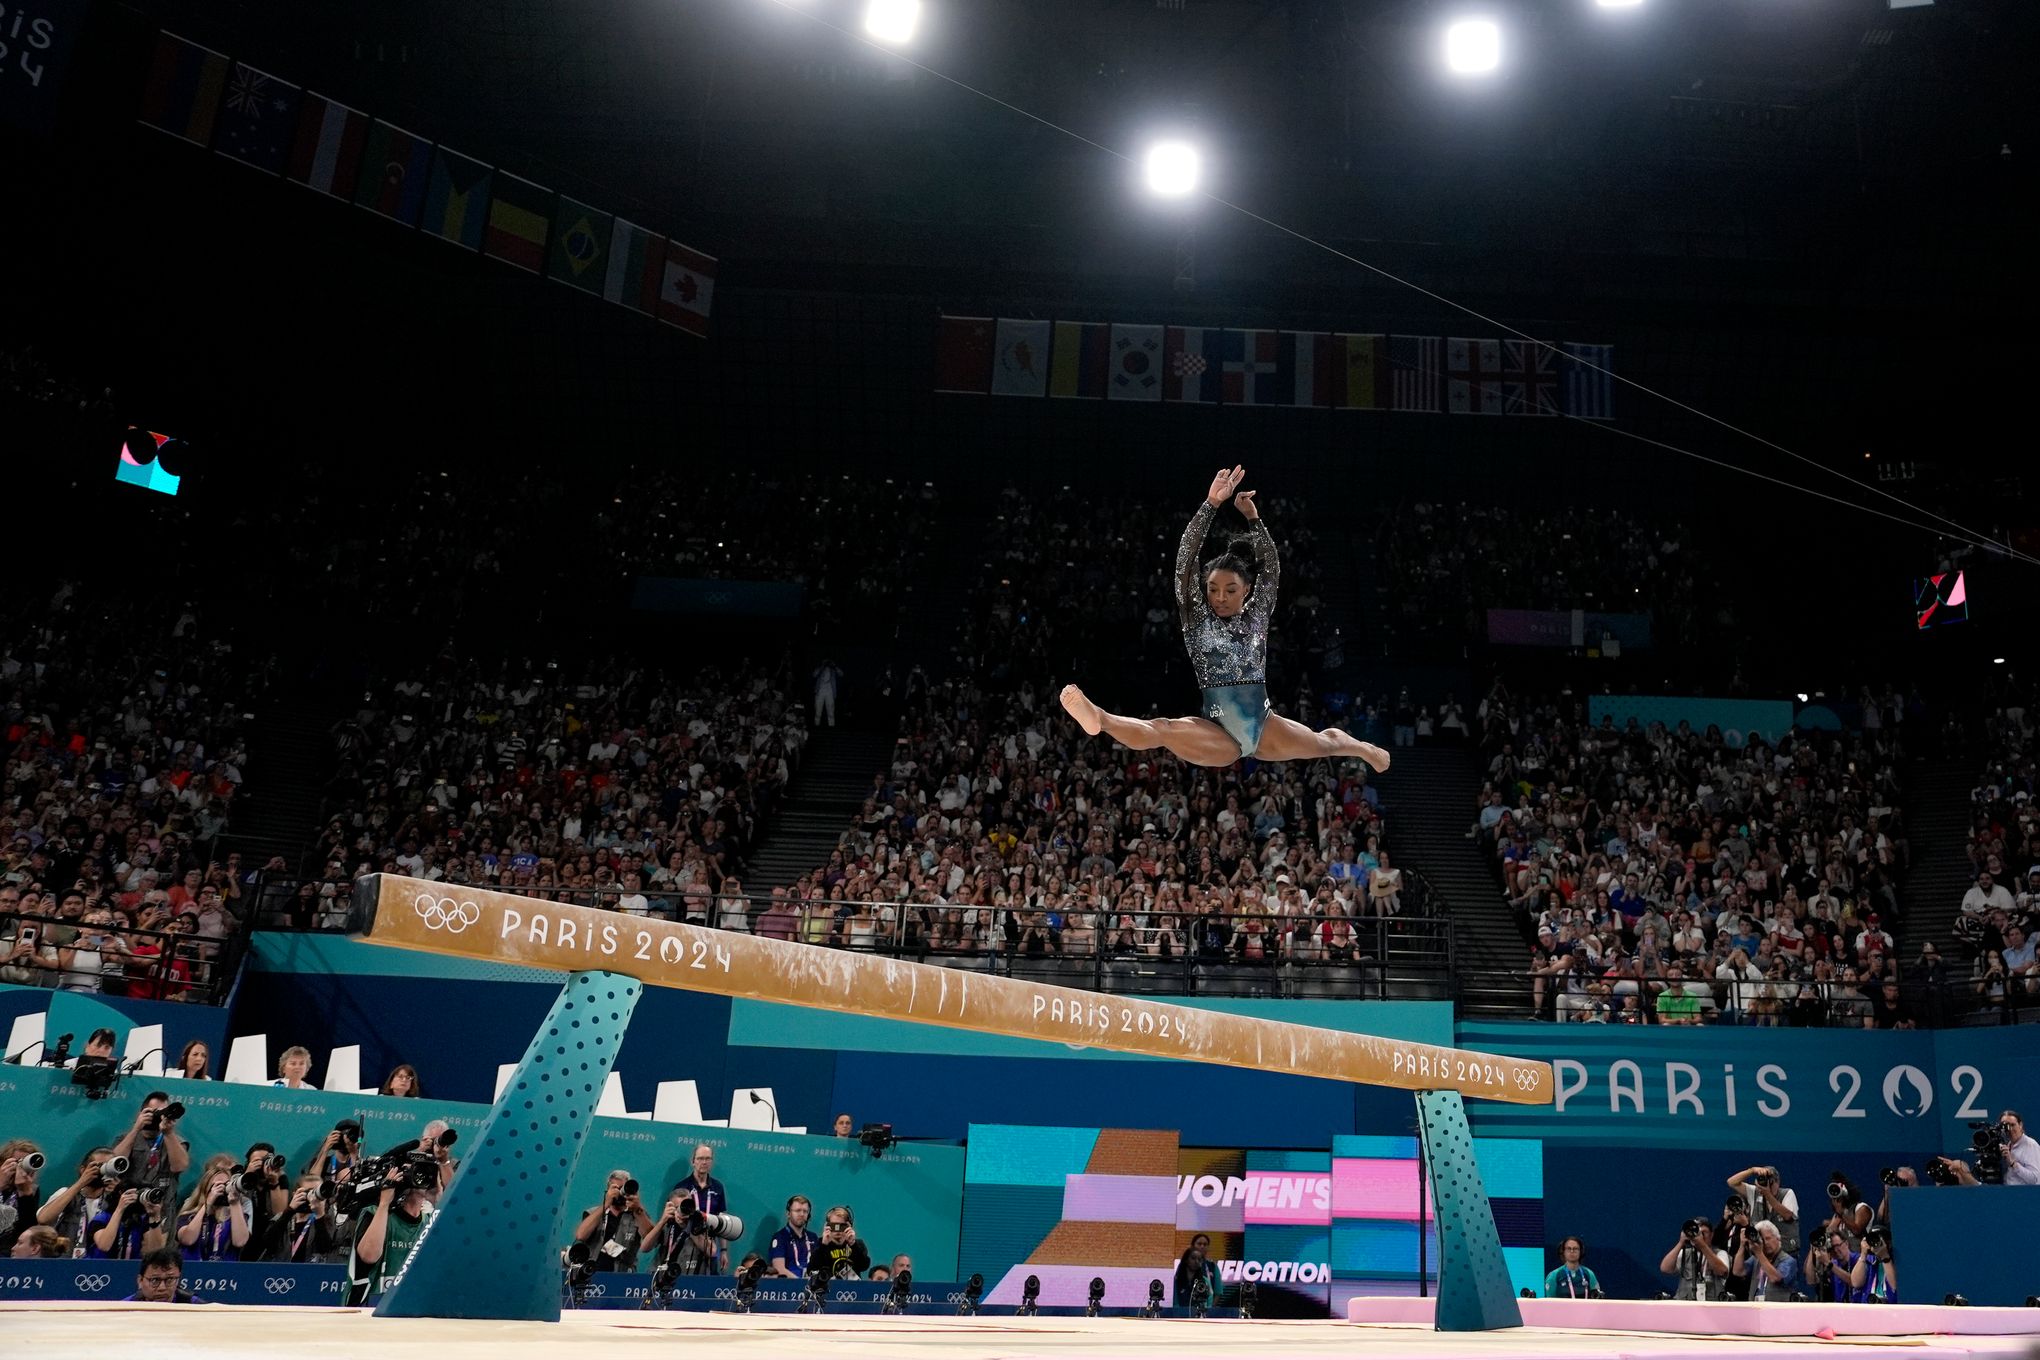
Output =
[{"x1": 1176, "y1": 466, "x2": 1240, "y2": 628}]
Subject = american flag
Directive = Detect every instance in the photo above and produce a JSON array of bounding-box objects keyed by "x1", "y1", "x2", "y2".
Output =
[
  {"x1": 1562, "y1": 342, "x2": 1616, "y2": 420},
  {"x1": 1390, "y1": 335, "x2": 1442, "y2": 413}
]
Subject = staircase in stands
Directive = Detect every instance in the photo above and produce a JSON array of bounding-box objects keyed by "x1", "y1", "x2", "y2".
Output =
[
  {"x1": 1381, "y1": 744, "x2": 1526, "y2": 1018},
  {"x1": 1895, "y1": 754, "x2": 1981, "y2": 968},
  {"x1": 746, "y1": 728, "x2": 896, "y2": 891},
  {"x1": 218, "y1": 698, "x2": 340, "y2": 870}
]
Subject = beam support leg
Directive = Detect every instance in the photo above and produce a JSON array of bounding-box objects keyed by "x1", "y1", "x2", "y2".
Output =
[{"x1": 1415, "y1": 1088, "x2": 1521, "y2": 1332}]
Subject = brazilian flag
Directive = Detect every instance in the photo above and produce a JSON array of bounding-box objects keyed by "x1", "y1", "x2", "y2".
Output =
[{"x1": 548, "y1": 197, "x2": 614, "y2": 296}]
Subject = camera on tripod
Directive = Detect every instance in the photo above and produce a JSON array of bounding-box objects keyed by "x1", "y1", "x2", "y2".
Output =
[{"x1": 858, "y1": 1123, "x2": 898, "y2": 1158}]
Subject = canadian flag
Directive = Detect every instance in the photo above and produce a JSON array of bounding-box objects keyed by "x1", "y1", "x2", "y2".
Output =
[{"x1": 657, "y1": 241, "x2": 717, "y2": 336}]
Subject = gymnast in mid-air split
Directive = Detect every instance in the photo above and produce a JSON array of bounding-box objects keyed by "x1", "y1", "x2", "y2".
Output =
[{"x1": 1061, "y1": 465, "x2": 1393, "y2": 773}]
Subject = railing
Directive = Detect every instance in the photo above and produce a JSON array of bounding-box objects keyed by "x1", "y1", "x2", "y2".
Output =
[
  {"x1": 245, "y1": 876, "x2": 1454, "y2": 1002},
  {"x1": 1457, "y1": 967, "x2": 2040, "y2": 1028},
  {"x1": 0, "y1": 909, "x2": 243, "y2": 1009}
]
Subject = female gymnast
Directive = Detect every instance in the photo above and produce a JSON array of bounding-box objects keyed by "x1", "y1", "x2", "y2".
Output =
[{"x1": 1060, "y1": 465, "x2": 1392, "y2": 772}]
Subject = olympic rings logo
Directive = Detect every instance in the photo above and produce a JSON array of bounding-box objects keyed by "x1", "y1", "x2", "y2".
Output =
[
  {"x1": 264, "y1": 1277, "x2": 297, "y2": 1295},
  {"x1": 77, "y1": 1274, "x2": 111, "y2": 1292},
  {"x1": 414, "y1": 893, "x2": 482, "y2": 934}
]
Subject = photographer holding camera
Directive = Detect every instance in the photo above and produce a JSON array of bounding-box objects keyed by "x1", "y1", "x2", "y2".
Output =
[
  {"x1": 1714, "y1": 1198, "x2": 1755, "y2": 1300},
  {"x1": 647, "y1": 1180, "x2": 743, "y2": 1278},
  {"x1": 808, "y1": 1204, "x2": 871, "y2": 1281},
  {"x1": 1820, "y1": 1171, "x2": 1874, "y2": 1245},
  {"x1": 86, "y1": 1170, "x2": 169, "y2": 1259},
  {"x1": 264, "y1": 1173, "x2": 340, "y2": 1264},
  {"x1": 173, "y1": 1156, "x2": 250, "y2": 1262},
  {"x1": 109, "y1": 1093, "x2": 190, "y2": 1204},
  {"x1": 308, "y1": 1120, "x2": 363, "y2": 1183},
  {"x1": 0, "y1": 1138, "x2": 45, "y2": 1254},
  {"x1": 1731, "y1": 1220, "x2": 1802, "y2": 1302},
  {"x1": 572, "y1": 1170, "x2": 654, "y2": 1272},
  {"x1": 1725, "y1": 1165, "x2": 1801, "y2": 1254},
  {"x1": 35, "y1": 1146, "x2": 117, "y2": 1244},
  {"x1": 348, "y1": 1159, "x2": 436, "y2": 1305},
  {"x1": 1934, "y1": 1111, "x2": 2040, "y2": 1186},
  {"x1": 1658, "y1": 1216, "x2": 1729, "y2": 1299},
  {"x1": 1806, "y1": 1221, "x2": 1896, "y2": 1303},
  {"x1": 670, "y1": 1145, "x2": 729, "y2": 1272}
]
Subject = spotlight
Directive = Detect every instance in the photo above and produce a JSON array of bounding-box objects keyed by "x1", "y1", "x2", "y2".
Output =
[
  {"x1": 1796, "y1": 693, "x2": 1809, "y2": 703},
  {"x1": 1443, "y1": 18, "x2": 1501, "y2": 75},
  {"x1": 1595, "y1": 0, "x2": 1643, "y2": 7},
  {"x1": 957, "y1": 1272, "x2": 983, "y2": 1317},
  {"x1": 1995, "y1": 658, "x2": 2007, "y2": 665},
  {"x1": 1142, "y1": 1278, "x2": 1165, "y2": 1319},
  {"x1": 1018, "y1": 1274, "x2": 1041, "y2": 1317},
  {"x1": 863, "y1": 0, "x2": 919, "y2": 45},
  {"x1": 1086, "y1": 1276, "x2": 1106, "y2": 1318},
  {"x1": 1144, "y1": 141, "x2": 1200, "y2": 197}
]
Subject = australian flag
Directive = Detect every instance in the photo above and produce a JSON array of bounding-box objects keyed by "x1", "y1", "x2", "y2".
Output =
[{"x1": 215, "y1": 62, "x2": 302, "y2": 175}]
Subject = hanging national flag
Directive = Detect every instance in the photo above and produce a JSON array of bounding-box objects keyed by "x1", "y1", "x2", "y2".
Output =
[
  {"x1": 990, "y1": 318, "x2": 1050, "y2": 397},
  {"x1": 1331, "y1": 333, "x2": 1388, "y2": 411},
  {"x1": 286, "y1": 93, "x2": 369, "y2": 198},
  {"x1": 1390, "y1": 335, "x2": 1443, "y2": 414},
  {"x1": 1562, "y1": 342, "x2": 1616, "y2": 420},
  {"x1": 213, "y1": 62, "x2": 300, "y2": 174},
  {"x1": 657, "y1": 240, "x2": 717, "y2": 336},
  {"x1": 1107, "y1": 324, "x2": 1164, "y2": 402},
  {"x1": 353, "y1": 120, "x2": 433, "y2": 225},
  {"x1": 1279, "y1": 331, "x2": 1333, "y2": 408},
  {"x1": 603, "y1": 218, "x2": 663, "y2": 313},
  {"x1": 419, "y1": 147, "x2": 493, "y2": 251},
  {"x1": 548, "y1": 197, "x2": 614, "y2": 295},
  {"x1": 1049, "y1": 321, "x2": 1110, "y2": 399},
  {"x1": 934, "y1": 316, "x2": 994, "y2": 393},
  {"x1": 1221, "y1": 329, "x2": 1282, "y2": 406},
  {"x1": 136, "y1": 31, "x2": 230, "y2": 147},
  {"x1": 1501, "y1": 339, "x2": 1559, "y2": 416},
  {"x1": 483, "y1": 171, "x2": 553, "y2": 273},
  {"x1": 1163, "y1": 327, "x2": 1223, "y2": 404},
  {"x1": 1446, "y1": 337, "x2": 1505, "y2": 416}
]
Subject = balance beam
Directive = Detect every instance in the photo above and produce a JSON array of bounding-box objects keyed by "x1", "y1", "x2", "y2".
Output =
[{"x1": 350, "y1": 873, "x2": 1550, "y2": 1104}]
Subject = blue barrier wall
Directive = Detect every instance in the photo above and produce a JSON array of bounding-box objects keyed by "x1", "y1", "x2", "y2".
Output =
[
  {"x1": 1586, "y1": 695, "x2": 1797, "y2": 744},
  {"x1": 0, "y1": 983, "x2": 228, "y2": 1069},
  {"x1": 1887, "y1": 1186, "x2": 2040, "y2": 1306}
]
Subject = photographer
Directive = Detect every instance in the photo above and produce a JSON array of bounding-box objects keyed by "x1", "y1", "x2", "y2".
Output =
[
  {"x1": 1543, "y1": 1236, "x2": 1600, "y2": 1299},
  {"x1": 1935, "y1": 1110, "x2": 2040, "y2": 1186},
  {"x1": 1806, "y1": 1223, "x2": 1895, "y2": 1303},
  {"x1": 808, "y1": 1204, "x2": 870, "y2": 1280},
  {"x1": 237, "y1": 1142, "x2": 290, "y2": 1254},
  {"x1": 264, "y1": 1174, "x2": 340, "y2": 1264},
  {"x1": 572, "y1": 1169, "x2": 653, "y2": 1272},
  {"x1": 0, "y1": 1138, "x2": 44, "y2": 1254},
  {"x1": 86, "y1": 1174, "x2": 169, "y2": 1259},
  {"x1": 308, "y1": 1120, "x2": 363, "y2": 1183},
  {"x1": 768, "y1": 1194, "x2": 818, "y2": 1278},
  {"x1": 348, "y1": 1159, "x2": 435, "y2": 1305},
  {"x1": 35, "y1": 1146, "x2": 116, "y2": 1244},
  {"x1": 671, "y1": 1144, "x2": 729, "y2": 1272},
  {"x1": 109, "y1": 1092, "x2": 190, "y2": 1203},
  {"x1": 1821, "y1": 1171, "x2": 1873, "y2": 1243},
  {"x1": 1731, "y1": 1220, "x2": 1801, "y2": 1302},
  {"x1": 647, "y1": 1182, "x2": 728, "y2": 1278},
  {"x1": 173, "y1": 1157, "x2": 250, "y2": 1262},
  {"x1": 1714, "y1": 1198, "x2": 1755, "y2": 1300},
  {"x1": 1658, "y1": 1217, "x2": 1728, "y2": 1300},
  {"x1": 1726, "y1": 1164, "x2": 1801, "y2": 1254}
]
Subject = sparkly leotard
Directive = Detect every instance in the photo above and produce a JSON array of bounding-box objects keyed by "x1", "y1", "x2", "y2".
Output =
[{"x1": 1176, "y1": 500, "x2": 1279, "y2": 755}]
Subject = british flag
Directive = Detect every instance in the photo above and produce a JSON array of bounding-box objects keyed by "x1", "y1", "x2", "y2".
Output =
[{"x1": 1501, "y1": 339, "x2": 1559, "y2": 416}]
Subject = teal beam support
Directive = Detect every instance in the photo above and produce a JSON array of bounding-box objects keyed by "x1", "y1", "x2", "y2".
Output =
[
  {"x1": 1415, "y1": 1088, "x2": 1522, "y2": 1332},
  {"x1": 376, "y1": 970, "x2": 642, "y2": 1320}
]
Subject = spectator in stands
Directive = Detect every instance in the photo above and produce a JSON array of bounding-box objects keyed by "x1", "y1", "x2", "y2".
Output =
[
  {"x1": 272, "y1": 1046, "x2": 319, "y2": 1090},
  {"x1": 380, "y1": 1064, "x2": 423, "y2": 1097}
]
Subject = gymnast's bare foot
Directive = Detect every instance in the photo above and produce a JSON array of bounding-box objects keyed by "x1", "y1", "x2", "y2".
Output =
[
  {"x1": 1358, "y1": 742, "x2": 1392, "y2": 774},
  {"x1": 1060, "y1": 684, "x2": 1104, "y2": 737}
]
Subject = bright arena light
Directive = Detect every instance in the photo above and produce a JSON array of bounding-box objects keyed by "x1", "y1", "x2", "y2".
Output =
[
  {"x1": 863, "y1": 0, "x2": 919, "y2": 45},
  {"x1": 1596, "y1": 0, "x2": 1644, "y2": 8},
  {"x1": 1443, "y1": 18, "x2": 1502, "y2": 75},
  {"x1": 1144, "y1": 141, "x2": 1201, "y2": 197}
]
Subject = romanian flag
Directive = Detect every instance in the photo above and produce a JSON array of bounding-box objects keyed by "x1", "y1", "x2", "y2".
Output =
[
  {"x1": 353, "y1": 120, "x2": 434, "y2": 225},
  {"x1": 136, "y1": 32, "x2": 230, "y2": 147},
  {"x1": 420, "y1": 147, "x2": 493, "y2": 251},
  {"x1": 484, "y1": 172, "x2": 552, "y2": 273}
]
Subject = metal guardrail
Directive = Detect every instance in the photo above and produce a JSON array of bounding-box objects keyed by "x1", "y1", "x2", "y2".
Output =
[
  {"x1": 1455, "y1": 966, "x2": 2038, "y2": 1028},
  {"x1": 0, "y1": 909, "x2": 242, "y2": 1009}
]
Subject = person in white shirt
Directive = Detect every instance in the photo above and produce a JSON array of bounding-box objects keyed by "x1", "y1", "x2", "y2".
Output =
[{"x1": 1962, "y1": 872, "x2": 2015, "y2": 917}]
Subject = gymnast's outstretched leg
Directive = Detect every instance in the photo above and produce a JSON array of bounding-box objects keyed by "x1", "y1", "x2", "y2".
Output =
[
  {"x1": 1060, "y1": 685, "x2": 1242, "y2": 768},
  {"x1": 1254, "y1": 712, "x2": 1394, "y2": 773}
]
